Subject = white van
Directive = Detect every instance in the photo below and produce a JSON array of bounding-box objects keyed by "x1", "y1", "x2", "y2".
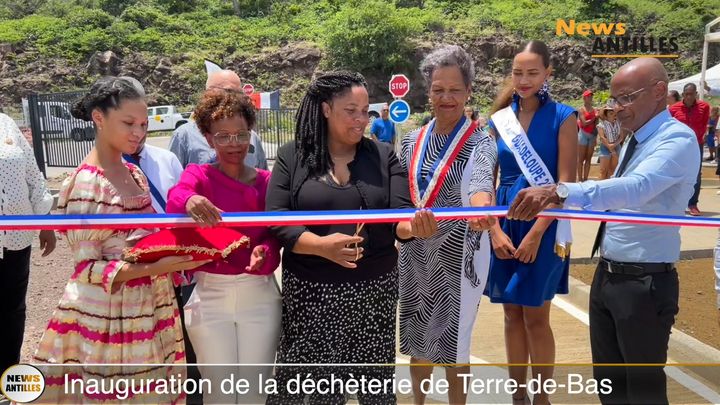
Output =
[
  {"x1": 147, "y1": 105, "x2": 189, "y2": 132},
  {"x1": 36, "y1": 101, "x2": 94, "y2": 141}
]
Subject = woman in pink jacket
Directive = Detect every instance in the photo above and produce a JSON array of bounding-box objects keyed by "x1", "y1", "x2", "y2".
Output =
[{"x1": 166, "y1": 89, "x2": 280, "y2": 405}]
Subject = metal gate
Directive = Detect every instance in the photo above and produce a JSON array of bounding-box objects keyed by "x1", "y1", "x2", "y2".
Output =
[
  {"x1": 255, "y1": 108, "x2": 297, "y2": 160},
  {"x1": 27, "y1": 91, "x2": 95, "y2": 176},
  {"x1": 28, "y1": 90, "x2": 297, "y2": 176}
]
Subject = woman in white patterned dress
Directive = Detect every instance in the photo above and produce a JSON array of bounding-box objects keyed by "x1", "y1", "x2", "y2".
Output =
[{"x1": 398, "y1": 45, "x2": 497, "y2": 405}]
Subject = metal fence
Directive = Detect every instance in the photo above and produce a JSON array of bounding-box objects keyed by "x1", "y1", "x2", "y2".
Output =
[
  {"x1": 27, "y1": 91, "x2": 95, "y2": 176},
  {"x1": 255, "y1": 108, "x2": 297, "y2": 161},
  {"x1": 27, "y1": 89, "x2": 297, "y2": 176}
]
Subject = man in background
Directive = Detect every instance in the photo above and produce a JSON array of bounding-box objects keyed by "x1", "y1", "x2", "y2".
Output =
[
  {"x1": 170, "y1": 70, "x2": 267, "y2": 169},
  {"x1": 669, "y1": 83, "x2": 710, "y2": 216},
  {"x1": 370, "y1": 103, "x2": 396, "y2": 146}
]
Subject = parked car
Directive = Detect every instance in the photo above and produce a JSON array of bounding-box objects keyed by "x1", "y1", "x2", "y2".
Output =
[
  {"x1": 36, "y1": 101, "x2": 94, "y2": 141},
  {"x1": 147, "y1": 105, "x2": 190, "y2": 132}
]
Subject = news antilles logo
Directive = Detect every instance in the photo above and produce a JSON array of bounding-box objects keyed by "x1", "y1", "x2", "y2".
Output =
[
  {"x1": 1, "y1": 364, "x2": 46, "y2": 403},
  {"x1": 556, "y1": 19, "x2": 679, "y2": 58}
]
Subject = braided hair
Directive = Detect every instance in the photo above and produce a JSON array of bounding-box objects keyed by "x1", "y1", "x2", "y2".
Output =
[
  {"x1": 71, "y1": 76, "x2": 145, "y2": 122},
  {"x1": 295, "y1": 71, "x2": 367, "y2": 176}
]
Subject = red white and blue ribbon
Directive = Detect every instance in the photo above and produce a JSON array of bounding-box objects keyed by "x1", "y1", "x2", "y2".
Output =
[
  {"x1": 2, "y1": 207, "x2": 720, "y2": 231},
  {"x1": 408, "y1": 117, "x2": 477, "y2": 208}
]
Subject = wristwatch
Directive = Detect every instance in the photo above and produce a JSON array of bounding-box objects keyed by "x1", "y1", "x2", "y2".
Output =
[{"x1": 555, "y1": 183, "x2": 569, "y2": 204}]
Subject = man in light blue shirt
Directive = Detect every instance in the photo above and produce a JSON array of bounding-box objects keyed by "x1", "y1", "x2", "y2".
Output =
[
  {"x1": 505, "y1": 58, "x2": 700, "y2": 405},
  {"x1": 170, "y1": 70, "x2": 268, "y2": 170}
]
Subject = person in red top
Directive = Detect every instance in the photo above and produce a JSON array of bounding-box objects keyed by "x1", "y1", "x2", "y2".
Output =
[
  {"x1": 669, "y1": 83, "x2": 710, "y2": 216},
  {"x1": 577, "y1": 89, "x2": 598, "y2": 181}
]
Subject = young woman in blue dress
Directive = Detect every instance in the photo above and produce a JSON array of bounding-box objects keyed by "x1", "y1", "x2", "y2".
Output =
[{"x1": 486, "y1": 40, "x2": 578, "y2": 405}]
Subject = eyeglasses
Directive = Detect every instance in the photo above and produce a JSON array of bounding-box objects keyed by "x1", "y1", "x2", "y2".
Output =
[
  {"x1": 213, "y1": 131, "x2": 251, "y2": 146},
  {"x1": 607, "y1": 82, "x2": 659, "y2": 109}
]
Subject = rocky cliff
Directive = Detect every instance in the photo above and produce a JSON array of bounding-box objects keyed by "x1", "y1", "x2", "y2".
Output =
[{"x1": 0, "y1": 34, "x2": 703, "y2": 112}]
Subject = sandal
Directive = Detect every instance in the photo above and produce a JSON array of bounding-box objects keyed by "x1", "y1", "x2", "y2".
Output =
[{"x1": 512, "y1": 394, "x2": 531, "y2": 405}]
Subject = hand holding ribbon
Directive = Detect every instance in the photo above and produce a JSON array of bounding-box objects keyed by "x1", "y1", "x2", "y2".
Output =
[{"x1": 507, "y1": 185, "x2": 560, "y2": 221}]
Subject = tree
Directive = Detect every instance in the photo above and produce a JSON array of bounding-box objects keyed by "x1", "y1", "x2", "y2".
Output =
[
  {"x1": 155, "y1": 0, "x2": 199, "y2": 13},
  {"x1": 100, "y1": 0, "x2": 138, "y2": 16},
  {"x1": 0, "y1": 0, "x2": 47, "y2": 19},
  {"x1": 324, "y1": 1, "x2": 421, "y2": 74}
]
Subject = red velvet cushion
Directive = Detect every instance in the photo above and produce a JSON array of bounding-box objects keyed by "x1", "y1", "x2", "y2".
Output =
[{"x1": 124, "y1": 227, "x2": 250, "y2": 263}]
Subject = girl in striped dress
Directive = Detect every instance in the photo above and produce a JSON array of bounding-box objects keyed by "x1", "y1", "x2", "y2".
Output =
[
  {"x1": 33, "y1": 77, "x2": 209, "y2": 404},
  {"x1": 597, "y1": 107, "x2": 625, "y2": 179}
]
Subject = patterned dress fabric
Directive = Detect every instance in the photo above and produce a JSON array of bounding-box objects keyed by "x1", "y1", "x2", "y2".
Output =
[
  {"x1": 33, "y1": 163, "x2": 185, "y2": 404},
  {"x1": 398, "y1": 125, "x2": 497, "y2": 364}
]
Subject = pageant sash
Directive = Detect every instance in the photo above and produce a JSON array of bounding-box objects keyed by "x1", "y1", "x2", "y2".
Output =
[
  {"x1": 491, "y1": 106, "x2": 573, "y2": 258},
  {"x1": 409, "y1": 117, "x2": 477, "y2": 207}
]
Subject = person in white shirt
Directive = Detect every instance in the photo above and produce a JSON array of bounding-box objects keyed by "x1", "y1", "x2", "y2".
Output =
[
  {"x1": 0, "y1": 113, "x2": 56, "y2": 375},
  {"x1": 123, "y1": 138, "x2": 182, "y2": 213},
  {"x1": 118, "y1": 76, "x2": 183, "y2": 212}
]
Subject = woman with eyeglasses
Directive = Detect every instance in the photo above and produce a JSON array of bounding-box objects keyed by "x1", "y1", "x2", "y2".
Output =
[{"x1": 166, "y1": 89, "x2": 281, "y2": 405}]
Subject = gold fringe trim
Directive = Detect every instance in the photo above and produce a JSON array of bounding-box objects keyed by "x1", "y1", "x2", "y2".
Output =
[
  {"x1": 123, "y1": 236, "x2": 250, "y2": 263},
  {"x1": 554, "y1": 242, "x2": 571, "y2": 260}
]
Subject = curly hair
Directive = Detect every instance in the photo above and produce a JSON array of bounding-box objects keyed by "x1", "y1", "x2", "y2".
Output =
[
  {"x1": 295, "y1": 71, "x2": 367, "y2": 176},
  {"x1": 71, "y1": 76, "x2": 145, "y2": 121},
  {"x1": 420, "y1": 45, "x2": 475, "y2": 89},
  {"x1": 194, "y1": 89, "x2": 257, "y2": 135}
]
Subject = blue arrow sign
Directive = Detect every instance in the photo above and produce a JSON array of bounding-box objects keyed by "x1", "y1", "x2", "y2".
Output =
[{"x1": 389, "y1": 99, "x2": 411, "y2": 124}]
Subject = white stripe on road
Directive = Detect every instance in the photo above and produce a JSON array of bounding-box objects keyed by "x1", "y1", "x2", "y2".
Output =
[{"x1": 552, "y1": 297, "x2": 720, "y2": 405}]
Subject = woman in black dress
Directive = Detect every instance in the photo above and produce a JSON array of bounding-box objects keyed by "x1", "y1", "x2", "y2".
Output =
[{"x1": 266, "y1": 71, "x2": 437, "y2": 405}]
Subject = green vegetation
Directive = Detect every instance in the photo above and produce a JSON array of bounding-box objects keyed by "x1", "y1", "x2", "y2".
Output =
[
  {"x1": 1, "y1": 0, "x2": 718, "y2": 70},
  {"x1": 0, "y1": 0, "x2": 718, "y2": 110}
]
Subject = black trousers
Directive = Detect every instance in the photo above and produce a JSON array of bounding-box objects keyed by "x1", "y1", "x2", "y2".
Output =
[
  {"x1": 0, "y1": 246, "x2": 32, "y2": 373},
  {"x1": 688, "y1": 143, "x2": 702, "y2": 206},
  {"x1": 589, "y1": 261, "x2": 679, "y2": 405}
]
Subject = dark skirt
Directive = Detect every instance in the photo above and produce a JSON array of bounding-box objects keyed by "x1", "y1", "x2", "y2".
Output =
[{"x1": 266, "y1": 268, "x2": 398, "y2": 405}]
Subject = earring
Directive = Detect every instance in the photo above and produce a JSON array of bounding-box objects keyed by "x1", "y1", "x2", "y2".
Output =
[
  {"x1": 512, "y1": 89, "x2": 521, "y2": 106},
  {"x1": 536, "y1": 80, "x2": 550, "y2": 104}
]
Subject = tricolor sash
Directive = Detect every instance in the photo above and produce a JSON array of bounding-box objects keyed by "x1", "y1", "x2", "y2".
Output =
[
  {"x1": 409, "y1": 116, "x2": 478, "y2": 207},
  {"x1": 491, "y1": 106, "x2": 573, "y2": 258}
]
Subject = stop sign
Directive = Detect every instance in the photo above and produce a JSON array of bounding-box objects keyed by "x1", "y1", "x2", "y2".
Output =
[
  {"x1": 242, "y1": 83, "x2": 254, "y2": 96},
  {"x1": 388, "y1": 74, "x2": 410, "y2": 98}
]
